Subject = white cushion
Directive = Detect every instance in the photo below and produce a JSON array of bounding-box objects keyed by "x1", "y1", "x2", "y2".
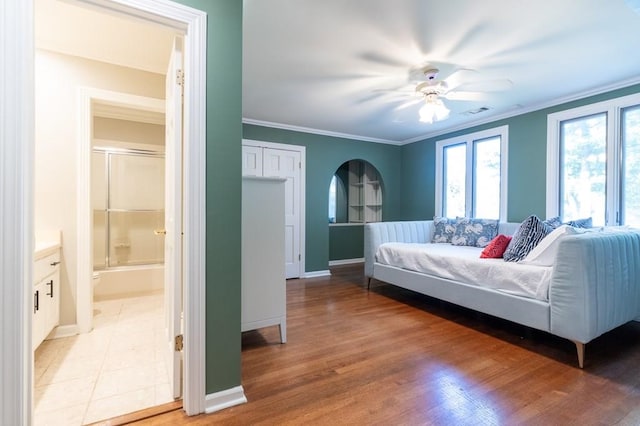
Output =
[{"x1": 520, "y1": 225, "x2": 577, "y2": 266}]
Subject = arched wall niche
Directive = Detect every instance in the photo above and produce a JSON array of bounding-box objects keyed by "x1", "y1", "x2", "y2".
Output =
[{"x1": 329, "y1": 159, "x2": 384, "y2": 224}]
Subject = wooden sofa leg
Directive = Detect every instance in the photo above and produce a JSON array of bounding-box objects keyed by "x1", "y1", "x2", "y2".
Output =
[
  {"x1": 366, "y1": 277, "x2": 372, "y2": 290},
  {"x1": 573, "y1": 341, "x2": 585, "y2": 368}
]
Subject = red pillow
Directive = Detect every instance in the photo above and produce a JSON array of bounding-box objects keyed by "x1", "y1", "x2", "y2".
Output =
[{"x1": 480, "y1": 234, "x2": 512, "y2": 258}]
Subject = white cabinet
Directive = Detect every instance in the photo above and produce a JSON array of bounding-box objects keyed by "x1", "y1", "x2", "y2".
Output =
[
  {"x1": 348, "y1": 161, "x2": 382, "y2": 223},
  {"x1": 33, "y1": 246, "x2": 61, "y2": 351},
  {"x1": 241, "y1": 176, "x2": 286, "y2": 343}
]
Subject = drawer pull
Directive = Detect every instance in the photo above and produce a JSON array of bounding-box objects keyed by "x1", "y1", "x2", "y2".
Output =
[
  {"x1": 34, "y1": 290, "x2": 39, "y2": 313},
  {"x1": 46, "y1": 280, "x2": 54, "y2": 298},
  {"x1": 50, "y1": 261, "x2": 61, "y2": 266}
]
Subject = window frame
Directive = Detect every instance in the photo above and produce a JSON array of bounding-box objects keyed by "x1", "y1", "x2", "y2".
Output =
[
  {"x1": 435, "y1": 125, "x2": 509, "y2": 220},
  {"x1": 546, "y1": 92, "x2": 640, "y2": 225}
]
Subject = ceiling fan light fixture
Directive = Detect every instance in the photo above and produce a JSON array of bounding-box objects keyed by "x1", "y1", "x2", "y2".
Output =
[{"x1": 419, "y1": 95, "x2": 450, "y2": 124}]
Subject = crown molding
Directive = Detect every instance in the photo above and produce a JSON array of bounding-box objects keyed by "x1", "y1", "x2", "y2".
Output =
[
  {"x1": 398, "y1": 75, "x2": 640, "y2": 145},
  {"x1": 242, "y1": 118, "x2": 402, "y2": 145},
  {"x1": 244, "y1": 77, "x2": 640, "y2": 147}
]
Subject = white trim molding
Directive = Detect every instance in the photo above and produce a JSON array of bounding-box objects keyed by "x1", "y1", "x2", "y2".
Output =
[
  {"x1": 7, "y1": 0, "x2": 208, "y2": 421},
  {"x1": 72, "y1": 0, "x2": 208, "y2": 416},
  {"x1": 303, "y1": 270, "x2": 332, "y2": 278},
  {"x1": 1, "y1": 1, "x2": 34, "y2": 424},
  {"x1": 204, "y1": 386, "x2": 247, "y2": 414},
  {"x1": 435, "y1": 125, "x2": 509, "y2": 221},
  {"x1": 77, "y1": 88, "x2": 165, "y2": 335},
  {"x1": 328, "y1": 258, "x2": 364, "y2": 266},
  {"x1": 546, "y1": 91, "x2": 640, "y2": 225}
]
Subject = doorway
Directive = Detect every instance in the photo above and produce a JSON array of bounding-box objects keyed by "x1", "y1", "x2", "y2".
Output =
[
  {"x1": 241, "y1": 139, "x2": 307, "y2": 279},
  {"x1": 22, "y1": 0, "x2": 207, "y2": 423},
  {"x1": 33, "y1": 16, "x2": 176, "y2": 424}
]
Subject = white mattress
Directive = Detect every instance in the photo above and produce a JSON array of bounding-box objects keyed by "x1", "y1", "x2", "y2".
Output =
[{"x1": 375, "y1": 243, "x2": 552, "y2": 301}]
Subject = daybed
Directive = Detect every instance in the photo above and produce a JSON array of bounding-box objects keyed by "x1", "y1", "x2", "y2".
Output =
[{"x1": 364, "y1": 219, "x2": 640, "y2": 367}]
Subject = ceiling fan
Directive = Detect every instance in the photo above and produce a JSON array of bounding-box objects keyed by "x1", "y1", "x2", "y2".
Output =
[{"x1": 392, "y1": 66, "x2": 513, "y2": 124}]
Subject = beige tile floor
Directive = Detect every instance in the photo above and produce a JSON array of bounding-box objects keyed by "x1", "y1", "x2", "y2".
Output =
[{"x1": 33, "y1": 292, "x2": 174, "y2": 425}]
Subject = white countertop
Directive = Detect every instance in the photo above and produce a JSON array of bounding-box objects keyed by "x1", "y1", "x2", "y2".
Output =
[{"x1": 34, "y1": 230, "x2": 61, "y2": 260}]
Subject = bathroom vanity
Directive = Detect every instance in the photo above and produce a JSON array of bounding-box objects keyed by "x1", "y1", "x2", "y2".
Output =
[{"x1": 33, "y1": 232, "x2": 61, "y2": 350}]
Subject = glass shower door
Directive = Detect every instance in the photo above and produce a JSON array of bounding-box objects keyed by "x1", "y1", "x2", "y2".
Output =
[
  {"x1": 92, "y1": 149, "x2": 165, "y2": 269},
  {"x1": 109, "y1": 152, "x2": 165, "y2": 267}
]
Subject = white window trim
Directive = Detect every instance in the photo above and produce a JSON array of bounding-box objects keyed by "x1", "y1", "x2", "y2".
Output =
[
  {"x1": 546, "y1": 92, "x2": 640, "y2": 224},
  {"x1": 435, "y1": 125, "x2": 509, "y2": 220}
]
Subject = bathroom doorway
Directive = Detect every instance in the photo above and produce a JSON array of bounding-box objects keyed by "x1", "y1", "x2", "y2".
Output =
[{"x1": 31, "y1": 0, "x2": 195, "y2": 423}]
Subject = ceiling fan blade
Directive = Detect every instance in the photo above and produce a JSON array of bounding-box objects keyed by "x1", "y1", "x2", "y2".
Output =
[
  {"x1": 442, "y1": 91, "x2": 488, "y2": 101},
  {"x1": 393, "y1": 98, "x2": 423, "y2": 111},
  {"x1": 445, "y1": 23, "x2": 489, "y2": 58},
  {"x1": 444, "y1": 68, "x2": 479, "y2": 90},
  {"x1": 453, "y1": 79, "x2": 513, "y2": 93},
  {"x1": 359, "y1": 51, "x2": 409, "y2": 68}
]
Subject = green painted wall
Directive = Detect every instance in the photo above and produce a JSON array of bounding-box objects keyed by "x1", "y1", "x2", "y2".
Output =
[
  {"x1": 175, "y1": 0, "x2": 243, "y2": 395},
  {"x1": 166, "y1": 0, "x2": 640, "y2": 396},
  {"x1": 329, "y1": 225, "x2": 364, "y2": 260},
  {"x1": 243, "y1": 125, "x2": 403, "y2": 272},
  {"x1": 402, "y1": 83, "x2": 640, "y2": 223}
]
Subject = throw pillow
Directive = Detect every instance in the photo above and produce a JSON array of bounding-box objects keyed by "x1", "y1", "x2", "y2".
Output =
[
  {"x1": 431, "y1": 216, "x2": 456, "y2": 243},
  {"x1": 544, "y1": 216, "x2": 562, "y2": 229},
  {"x1": 565, "y1": 217, "x2": 593, "y2": 228},
  {"x1": 480, "y1": 234, "x2": 512, "y2": 258},
  {"x1": 520, "y1": 225, "x2": 576, "y2": 266},
  {"x1": 503, "y1": 215, "x2": 554, "y2": 262},
  {"x1": 451, "y1": 217, "x2": 499, "y2": 248}
]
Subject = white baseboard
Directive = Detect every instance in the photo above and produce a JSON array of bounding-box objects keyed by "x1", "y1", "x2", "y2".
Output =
[
  {"x1": 328, "y1": 258, "x2": 364, "y2": 266},
  {"x1": 303, "y1": 270, "x2": 331, "y2": 278},
  {"x1": 204, "y1": 385, "x2": 247, "y2": 414},
  {"x1": 47, "y1": 324, "x2": 79, "y2": 340}
]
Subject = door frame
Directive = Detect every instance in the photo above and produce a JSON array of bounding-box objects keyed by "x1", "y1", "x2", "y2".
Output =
[
  {"x1": 0, "y1": 0, "x2": 207, "y2": 422},
  {"x1": 242, "y1": 139, "x2": 306, "y2": 278},
  {"x1": 75, "y1": 89, "x2": 166, "y2": 336}
]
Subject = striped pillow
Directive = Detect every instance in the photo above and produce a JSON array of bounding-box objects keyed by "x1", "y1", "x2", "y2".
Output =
[{"x1": 503, "y1": 215, "x2": 554, "y2": 262}]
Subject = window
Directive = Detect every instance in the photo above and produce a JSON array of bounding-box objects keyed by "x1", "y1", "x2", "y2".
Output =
[
  {"x1": 436, "y1": 125, "x2": 508, "y2": 220},
  {"x1": 328, "y1": 175, "x2": 337, "y2": 223},
  {"x1": 547, "y1": 93, "x2": 640, "y2": 226}
]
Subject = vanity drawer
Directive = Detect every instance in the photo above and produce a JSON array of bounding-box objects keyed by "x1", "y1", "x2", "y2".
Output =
[{"x1": 34, "y1": 252, "x2": 60, "y2": 284}]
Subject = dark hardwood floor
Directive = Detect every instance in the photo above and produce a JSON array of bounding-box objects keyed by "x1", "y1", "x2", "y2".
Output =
[{"x1": 126, "y1": 264, "x2": 640, "y2": 425}]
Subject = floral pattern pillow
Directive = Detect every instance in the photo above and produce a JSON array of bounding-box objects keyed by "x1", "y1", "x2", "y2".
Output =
[
  {"x1": 565, "y1": 217, "x2": 592, "y2": 228},
  {"x1": 431, "y1": 216, "x2": 456, "y2": 243},
  {"x1": 544, "y1": 216, "x2": 562, "y2": 229},
  {"x1": 451, "y1": 217, "x2": 499, "y2": 248}
]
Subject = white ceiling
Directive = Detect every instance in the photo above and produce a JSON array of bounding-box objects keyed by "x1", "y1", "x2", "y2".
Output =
[
  {"x1": 35, "y1": 0, "x2": 176, "y2": 75},
  {"x1": 36, "y1": 0, "x2": 640, "y2": 145}
]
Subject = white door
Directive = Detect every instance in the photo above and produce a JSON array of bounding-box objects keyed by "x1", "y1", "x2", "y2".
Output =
[
  {"x1": 262, "y1": 148, "x2": 301, "y2": 278},
  {"x1": 242, "y1": 145, "x2": 263, "y2": 176},
  {"x1": 164, "y1": 37, "x2": 184, "y2": 399}
]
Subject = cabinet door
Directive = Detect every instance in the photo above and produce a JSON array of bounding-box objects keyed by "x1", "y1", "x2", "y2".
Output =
[
  {"x1": 32, "y1": 282, "x2": 46, "y2": 351},
  {"x1": 44, "y1": 272, "x2": 60, "y2": 330}
]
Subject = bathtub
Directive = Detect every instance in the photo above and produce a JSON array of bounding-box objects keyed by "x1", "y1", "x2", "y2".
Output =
[{"x1": 93, "y1": 264, "x2": 164, "y2": 300}]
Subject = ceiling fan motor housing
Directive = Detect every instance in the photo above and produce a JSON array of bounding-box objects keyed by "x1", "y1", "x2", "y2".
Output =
[
  {"x1": 416, "y1": 80, "x2": 448, "y2": 96},
  {"x1": 423, "y1": 68, "x2": 439, "y2": 80}
]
